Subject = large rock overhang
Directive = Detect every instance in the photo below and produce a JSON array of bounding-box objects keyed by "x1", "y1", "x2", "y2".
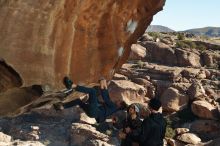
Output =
[{"x1": 0, "y1": 0, "x2": 165, "y2": 90}]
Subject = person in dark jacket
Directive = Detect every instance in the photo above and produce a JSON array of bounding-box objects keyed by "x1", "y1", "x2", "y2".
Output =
[
  {"x1": 54, "y1": 77, "x2": 127, "y2": 123},
  {"x1": 117, "y1": 104, "x2": 142, "y2": 146},
  {"x1": 135, "y1": 98, "x2": 166, "y2": 146}
]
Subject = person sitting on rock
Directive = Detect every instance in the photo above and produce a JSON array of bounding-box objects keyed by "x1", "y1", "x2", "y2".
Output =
[
  {"x1": 117, "y1": 104, "x2": 142, "y2": 146},
  {"x1": 54, "y1": 77, "x2": 127, "y2": 123},
  {"x1": 133, "y1": 98, "x2": 167, "y2": 146}
]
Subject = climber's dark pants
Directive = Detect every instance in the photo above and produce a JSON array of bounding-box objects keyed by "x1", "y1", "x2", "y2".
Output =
[
  {"x1": 121, "y1": 135, "x2": 139, "y2": 146},
  {"x1": 63, "y1": 85, "x2": 100, "y2": 117}
]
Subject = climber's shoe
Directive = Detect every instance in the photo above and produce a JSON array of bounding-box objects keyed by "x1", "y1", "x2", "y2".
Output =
[
  {"x1": 53, "y1": 102, "x2": 64, "y2": 111},
  {"x1": 63, "y1": 76, "x2": 73, "y2": 90}
]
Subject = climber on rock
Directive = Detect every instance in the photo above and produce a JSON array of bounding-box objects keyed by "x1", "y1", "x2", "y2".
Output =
[{"x1": 53, "y1": 77, "x2": 127, "y2": 123}]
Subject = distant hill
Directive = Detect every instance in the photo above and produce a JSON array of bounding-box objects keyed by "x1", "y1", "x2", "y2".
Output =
[
  {"x1": 146, "y1": 25, "x2": 175, "y2": 32},
  {"x1": 184, "y1": 27, "x2": 220, "y2": 37}
]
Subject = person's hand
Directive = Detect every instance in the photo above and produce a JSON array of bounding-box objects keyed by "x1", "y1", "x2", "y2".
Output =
[
  {"x1": 125, "y1": 127, "x2": 131, "y2": 134},
  {"x1": 99, "y1": 78, "x2": 108, "y2": 89},
  {"x1": 119, "y1": 131, "x2": 126, "y2": 139},
  {"x1": 112, "y1": 116, "x2": 118, "y2": 124}
]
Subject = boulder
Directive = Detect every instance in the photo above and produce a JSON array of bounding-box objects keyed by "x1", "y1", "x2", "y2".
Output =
[
  {"x1": 204, "y1": 138, "x2": 220, "y2": 146},
  {"x1": 0, "y1": 132, "x2": 45, "y2": 146},
  {"x1": 143, "y1": 42, "x2": 177, "y2": 65},
  {"x1": 175, "y1": 128, "x2": 190, "y2": 135},
  {"x1": 109, "y1": 80, "x2": 147, "y2": 104},
  {"x1": 166, "y1": 138, "x2": 185, "y2": 146},
  {"x1": 152, "y1": 80, "x2": 172, "y2": 97},
  {"x1": 129, "y1": 44, "x2": 147, "y2": 60},
  {"x1": 175, "y1": 48, "x2": 201, "y2": 67},
  {"x1": 202, "y1": 52, "x2": 214, "y2": 67},
  {"x1": 171, "y1": 83, "x2": 191, "y2": 93},
  {"x1": 138, "y1": 33, "x2": 154, "y2": 42},
  {"x1": 205, "y1": 88, "x2": 218, "y2": 100},
  {"x1": 160, "y1": 37, "x2": 173, "y2": 45},
  {"x1": 112, "y1": 73, "x2": 128, "y2": 80},
  {"x1": 0, "y1": 132, "x2": 12, "y2": 143},
  {"x1": 187, "y1": 81, "x2": 206, "y2": 100},
  {"x1": 160, "y1": 87, "x2": 189, "y2": 112},
  {"x1": 190, "y1": 120, "x2": 220, "y2": 140},
  {"x1": 7, "y1": 140, "x2": 45, "y2": 146},
  {"x1": 140, "y1": 63, "x2": 182, "y2": 82},
  {"x1": 131, "y1": 78, "x2": 155, "y2": 99},
  {"x1": 181, "y1": 68, "x2": 200, "y2": 80},
  {"x1": 71, "y1": 123, "x2": 118, "y2": 146},
  {"x1": 196, "y1": 70, "x2": 207, "y2": 79},
  {"x1": 202, "y1": 51, "x2": 220, "y2": 68},
  {"x1": 176, "y1": 133, "x2": 201, "y2": 145},
  {"x1": 191, "y1": 100, "x2": 217, "y2": 120}
]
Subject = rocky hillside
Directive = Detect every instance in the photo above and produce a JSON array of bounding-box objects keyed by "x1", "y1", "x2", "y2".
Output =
[
  {"x1": 184, "y1": 27, "x2": 220, "y2": 37},
  {"x1": 0, "y1": 32, "x2": 219, "y2": 146},
  {"x1": 146, "y1": 25, "x2": 175, "y2": 32}
]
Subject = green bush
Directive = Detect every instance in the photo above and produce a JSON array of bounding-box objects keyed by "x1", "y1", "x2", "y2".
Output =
[{"x1": 177, "y1": 33, "x2": 185, "y2": 40}]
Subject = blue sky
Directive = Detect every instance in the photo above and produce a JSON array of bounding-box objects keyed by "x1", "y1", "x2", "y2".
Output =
[{"x1": 151, "y1": 0, "x2": 220, "y2": 31}]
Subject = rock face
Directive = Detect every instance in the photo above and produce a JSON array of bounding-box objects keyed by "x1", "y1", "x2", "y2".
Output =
[
  {"x1": 0, "y1": 0, "x2": 165, "y2": 116},
  {"x1": 0, "y1": 0, "x2": 165, "y2": 90}
]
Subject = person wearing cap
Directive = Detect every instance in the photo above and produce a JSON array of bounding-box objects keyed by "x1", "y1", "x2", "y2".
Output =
[
  {"x1": 118, "y1": 104, "x2": 142, "y2": 146},
  {"x1": 136, "y1": 98, "x2": 167, "y2": 146}
]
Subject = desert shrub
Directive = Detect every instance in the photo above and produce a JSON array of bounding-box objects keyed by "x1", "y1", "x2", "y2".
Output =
[
  {"x1": 184, "y1": 40, "x2": 196, "y2": 49},
  {"x1": 177, "y1": 33, "x2": 185, "y2": 40},
  {"x1": 175, "y1": 41, "x2": 189, "y2": 48},
  {"x1": 197, "y1": 44, "x2": 206, "y2": 51},
  {"x1": 200, "y1": 35, "x2": 209, "y2": 41},
  {"x1": 178, "y1": 40, "x2": 197, "y2": 49},
  {"x1": 137, "y1": 60, "x2": 145, "y2": 68},
  {"x1": 212, "y1": 45, "x2": 220, "y2": 50},
  {"x1": 176, "y1": 40, "x2": 198, "y2": 49},
  {"x1": 165, "y1": 118, "x2": 175, "y2": 138}
]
